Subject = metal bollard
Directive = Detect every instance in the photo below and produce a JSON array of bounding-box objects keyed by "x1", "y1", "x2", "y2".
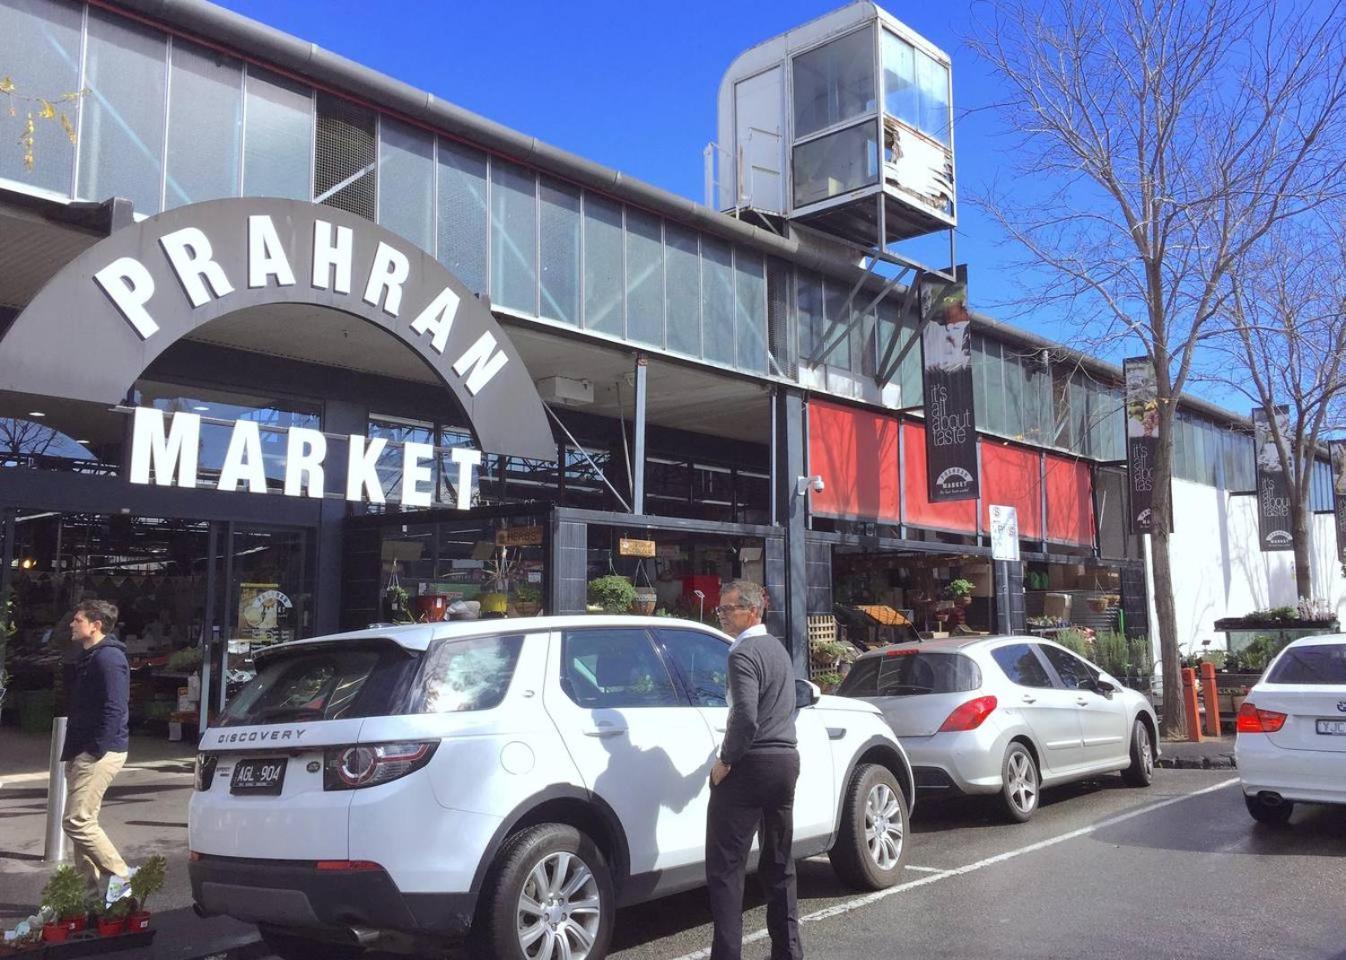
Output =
[{"x1": 43, "y1": 716, "x2": 68, "y2": 864}]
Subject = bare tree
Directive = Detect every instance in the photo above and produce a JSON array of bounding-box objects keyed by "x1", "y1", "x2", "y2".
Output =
[
  {"x1": 967, "y1": 0, "x2": 1346, "y2": 736},
  {"x1": 1204, "y1": 216, "x2": 1346, "y2": 599},
  {"x1": 0, "y1": 417, "x2": 57, "y2": 465}
]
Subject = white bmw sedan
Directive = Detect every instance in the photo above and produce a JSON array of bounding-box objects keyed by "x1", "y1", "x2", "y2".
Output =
[{"x1": 1236, "y1": 634, "x2": 1346, "y2": 825}]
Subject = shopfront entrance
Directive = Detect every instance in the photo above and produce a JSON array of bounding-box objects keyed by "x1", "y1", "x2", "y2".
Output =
[
  {"x1": 0, "y1": 196, "x2": 559, "y2": 736},
  {"x1": 0, "y1": 507, "x2": 313, "y2": 736}
]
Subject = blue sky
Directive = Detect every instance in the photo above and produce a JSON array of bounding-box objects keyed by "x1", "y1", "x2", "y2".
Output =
[{"x1": 210, "y1": 0, "x2": 1098, "y2": 364}]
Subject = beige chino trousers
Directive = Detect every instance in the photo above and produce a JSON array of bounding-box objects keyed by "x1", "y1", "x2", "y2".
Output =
[{"x1": 63, "y1": 751, "x2": 129, "y2": 888}]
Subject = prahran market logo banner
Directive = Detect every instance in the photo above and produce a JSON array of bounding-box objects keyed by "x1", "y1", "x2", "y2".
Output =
[
  {"x1": 1253, "y1": 406, "x2": 1294, "y2": 552},
  {"x1": 919, "y1": 276, "x2": 979, "y2": 503},
  {"x1": 128, "y1": 407, "x2": 481, "y2": 508}
]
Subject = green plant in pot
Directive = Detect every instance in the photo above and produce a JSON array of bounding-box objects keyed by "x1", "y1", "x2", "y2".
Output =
[
  {"x1": 40, "y1": 864, "x2": 87, "y2": 941},
  {"x1": 125, "y1": 855, "x2": 167, "y2": 931},
  {"x1": 511, "y1": 583, "x2": 542, "y2": 616},
  {"x1": 945, "y1": 579, "x2": 975, "y2": 607},
  {"x1": 98, "y1": 895, "x2": 133, "y2": 937},
  {"x1": 587, "y1": 575, "x2": 636, "y2": 614}
]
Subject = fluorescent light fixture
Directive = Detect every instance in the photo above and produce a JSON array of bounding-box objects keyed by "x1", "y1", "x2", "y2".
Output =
[
  {"x1": 27, "y1": 411, "x2": 45, "y2": 417},
  {"x1": 192, "y1": 405, "x2": 210, "y2": 412}
]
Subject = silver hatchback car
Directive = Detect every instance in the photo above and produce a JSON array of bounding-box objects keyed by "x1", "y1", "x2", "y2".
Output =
[{"x1": 836, "y1": 636, "x2": 1160, "y2": 821}]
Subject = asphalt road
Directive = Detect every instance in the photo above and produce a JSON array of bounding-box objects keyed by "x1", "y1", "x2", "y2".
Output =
[{"x1": 5, "y1": 768, "x2": 1343, "y2": 960}]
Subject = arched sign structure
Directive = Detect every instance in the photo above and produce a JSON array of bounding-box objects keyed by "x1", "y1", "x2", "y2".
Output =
[{"x1": 0, "y1": 197, "x2": 557, "y2": 462}]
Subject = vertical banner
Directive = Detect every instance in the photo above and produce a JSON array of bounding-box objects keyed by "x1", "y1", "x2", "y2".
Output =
[
  {"x1": 919, "y1": 277, "x2": 979, "y2": 502},
  {"x1": 1123, "y1": 358, "x2": 1160, "y2": 533},
  {"x1": 1253, "y1": 406, "x2": 1294, "y2": 552},
  {"x1": 1331, "y1": 441, "x2": 1346, "y2": 563}
]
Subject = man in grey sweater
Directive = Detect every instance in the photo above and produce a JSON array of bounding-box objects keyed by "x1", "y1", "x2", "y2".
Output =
[{"x1": 705, "y1": 579, "x2": 802, "y2": 960}]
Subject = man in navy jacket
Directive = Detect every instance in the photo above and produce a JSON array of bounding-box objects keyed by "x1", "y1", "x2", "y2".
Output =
[{"x1": 61, "y1": 600, "x2": 132, "y2": 894}]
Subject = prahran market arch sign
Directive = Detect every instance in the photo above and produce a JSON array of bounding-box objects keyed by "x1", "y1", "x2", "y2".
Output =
[{"x1": 0, "y1": 198, "x2": 557, "y2": 505}]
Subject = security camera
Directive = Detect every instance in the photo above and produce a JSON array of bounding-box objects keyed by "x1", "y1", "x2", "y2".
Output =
[{"x1": 795, "y1": 475, "x2": 825, "y2": 496}]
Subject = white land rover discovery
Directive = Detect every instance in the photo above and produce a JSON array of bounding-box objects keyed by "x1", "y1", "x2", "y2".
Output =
[{"x1": 188, "y1": 617, "x2": 914, "y2": 960}]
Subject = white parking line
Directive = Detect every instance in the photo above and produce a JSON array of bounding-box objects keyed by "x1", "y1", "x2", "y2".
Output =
[
  {"x1": 902, "y1": 865, "x2": 944, "y2": 873},
  {"x1": 666, "y1": 778, "x2": 1239, "y2": 960}
]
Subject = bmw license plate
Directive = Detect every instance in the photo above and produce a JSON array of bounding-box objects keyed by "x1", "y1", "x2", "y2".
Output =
[
  {"x1": 1315, "y1": 720, "x2": 1346, "y2": 736},
  {"x1": 230, "y1": 757, "x2": 288, "y2": 795}
]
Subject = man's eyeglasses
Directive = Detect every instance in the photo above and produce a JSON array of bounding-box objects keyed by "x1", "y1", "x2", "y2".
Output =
[{"x1": 714, "y1": 603, "x2": 749, "y2": 616}]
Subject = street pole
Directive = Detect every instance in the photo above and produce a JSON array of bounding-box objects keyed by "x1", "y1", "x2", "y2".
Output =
[{"x1": 43, "y1": 716, "x2": 68, "y2": 863}]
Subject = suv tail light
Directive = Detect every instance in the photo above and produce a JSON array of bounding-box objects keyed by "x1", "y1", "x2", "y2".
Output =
[
  {"x1": 194, "y1": 753, "x2": 219, "y2": 791},
  {"x1": 323, "y1": 741, "x2": 437, "y2": 790},
  {"x1": 939, "y1": 695, "x2": 998, "y2": 732},
  {"x1": 1236, "y1": 701, "x2": 1287, "y2": 733}
]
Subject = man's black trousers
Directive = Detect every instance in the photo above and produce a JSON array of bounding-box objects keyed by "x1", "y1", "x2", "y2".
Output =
[{"x1": 705, "y1": 748, "x2": 802, "y2": 960}]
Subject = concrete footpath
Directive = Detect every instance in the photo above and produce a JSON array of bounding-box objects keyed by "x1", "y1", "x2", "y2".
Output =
[{"x1": 0, "y1": 729, "x2": 262, "y2": 960}]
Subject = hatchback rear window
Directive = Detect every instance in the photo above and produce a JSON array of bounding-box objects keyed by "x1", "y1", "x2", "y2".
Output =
[
  {"x1": 1265, "y1": 644, "x2": 1346, "y2": 685},
  {"x1": 221, "y1": 641, "x2": 419, "y2": 726},
  {"x1": 837, "y1": 652, "x2": 981, "y2": 697}
]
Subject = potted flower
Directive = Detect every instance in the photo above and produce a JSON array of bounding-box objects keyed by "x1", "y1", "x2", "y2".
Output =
[
  {"x1": 125, "y1": 856, "x2": 166, "y2": 932},
  {"x1": 40, "y1": 865, "x2": 87, "y2": 941},
  {"x1": 587, "y1": 575, "x2": 636, "y2": 614},
  {"x1": 945, "y1": 579, "x2": 975, "y2": 608},
  {"x1": 511, "y1": 584, "x2": 542, "y2": 617},
  {"x1": 1087, "y1": 595, "x2": 1110, "y2": 614}
]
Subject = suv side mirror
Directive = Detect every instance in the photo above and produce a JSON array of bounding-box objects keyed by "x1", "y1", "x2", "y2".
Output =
[
  {"x1": 796, "y1": 678, "x2": 822, "y2": 708},
  {"x1": 1080, "y1": 677, "x2": 1116, "y2": 695}
]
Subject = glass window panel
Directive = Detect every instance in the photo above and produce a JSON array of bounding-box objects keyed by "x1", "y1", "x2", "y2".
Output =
[
  {"x1": 437, "y1": 139, "x2": 488, "y2": 294},
  {"x1": 915, "y1": 50, "x2": 950, "y2": 145},
  {"x1": 701, "y1": 238, "x2": 736, "y2": 366},
  {"x1": 796, "y1": 272, "x2": 824, "y2": 363},
  {"x1": 1068, "y1": 376, "x2": 1089, "y2": 453},
  {"x1": 490, "y1": 160, "x2": 537, "y2": 314},
  {"x1": 164, "y1": 40, "x2": 241, "y2": 209},
  {"x1": 792, "y1": 27, "x2": 875, "y2": 138},
  {"x1": 625, "y1": 209, "x2": 664, "y2": 347},
  {"x1": 369, "y1": 416, "x2": 436, "y2": 508},
  {"x1": 881, "y1": 31, "x2": 919, "y2": 134},
  {"x1": 0, "y1": 0, "x2": 83, "y2": 194},
  {"x1": 735, "y1": 250, "x2": 767, "y2": 374},
  {"x1": 665, "y1": 223, "x2": 701, "y2": 357},
  {"x1": 377, "y1": 117, "x2": 434, "y2": 250},
  {"x1": 584, "y1": 195, "x2": 624, "y2": 336},
  {"x1": 135, "y1": 381, "x2": 320, "y2": 493},
  {"x1": 1003, "y1": 352, "x2": 1026, "y2": 439},
  {"x1": 437, "y1": 425, "x2": 478, "y2": 507},
  {"x1": 982, "y1": 339, "x2": 1007, "y2": 435},
  {"x1": 821, "y1": 279, "x2": 851, "y2": 370},
  {"x1": 242, "y1": 66, "x2": 311, "y2": 201},
  {"x1": 792, "y1": 122, "x2": 879, "y2": 208},
  {"x1": 874, "y1": 300, "x2": 899, "y2": 381},
  {"x1": 78, "y1": 9, "x2": 167, "y2": 214},
  {"x1": 897, "y1": 310, "x2": 923, "y2": 407},
  {"x1": 539, "y1": 177, "x2": 580, "y2": 325}
]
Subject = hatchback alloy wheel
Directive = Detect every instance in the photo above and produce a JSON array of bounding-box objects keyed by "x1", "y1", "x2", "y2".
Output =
[
  {"x1": 516, "y1": 850, "x2": 603, "y2": 960},
  {"x1": 1006, "y1": 750, "x2": 1038, "y2": 815}
]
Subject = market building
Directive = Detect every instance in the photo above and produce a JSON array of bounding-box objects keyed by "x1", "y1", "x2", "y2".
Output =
[{"x1": 0, "y1": 0, "x2": 1342, "y2": 734}]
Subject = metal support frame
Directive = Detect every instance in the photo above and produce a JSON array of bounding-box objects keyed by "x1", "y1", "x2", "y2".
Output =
[
  {"x1": 803, "y1": 242, "x2": 957, "y2": 376},
  {"x1": 632, "y1": 356, "x2": 648, "y2": 515}
]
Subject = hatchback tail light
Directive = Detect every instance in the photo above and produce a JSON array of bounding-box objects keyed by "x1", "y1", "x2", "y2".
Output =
[
  {"x1": 939, "y1": 695, "x2": 998, "y2": 732},
  {"x1": 323, "y1": 741, "x2": 437, "y2": 790},
  {"x1": 1236, "y1": 701, "x2": 1286, "y2": 733}
]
